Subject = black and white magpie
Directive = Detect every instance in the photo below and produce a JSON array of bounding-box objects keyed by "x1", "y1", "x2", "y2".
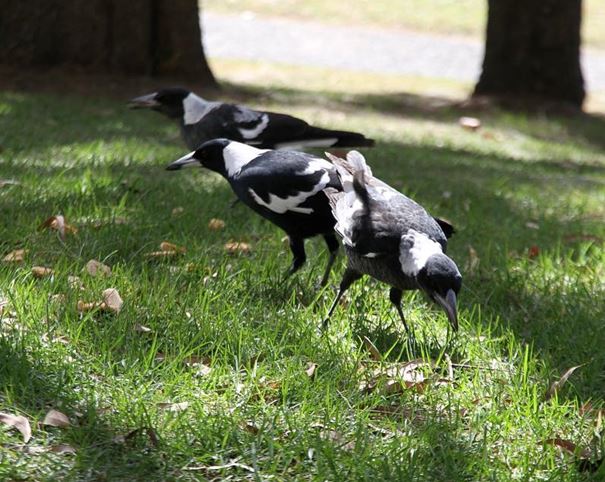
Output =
[
  {"x1": 166, "y1": 139, "x2": 342, "y2": 285},
  {"x1": 129, "y1": 87, "x2": 375, "y2": 151},
  {"x1": 323, "y1": 151, "x2": 462, "y2": 333}
]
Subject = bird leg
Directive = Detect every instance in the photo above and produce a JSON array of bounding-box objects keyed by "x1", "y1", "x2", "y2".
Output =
[
  {"x1": 388, "y1": 287, "x2": 411, "y2": 335},
  {"x1": 319, "y1": 233, "x2": 340, "y2": 287},
  {"x1": 323, "y1": 268, "x2": 362, "y2": 328},
  {"x1": 286, "y1": 236, "x2": 306, "y2": 277}
]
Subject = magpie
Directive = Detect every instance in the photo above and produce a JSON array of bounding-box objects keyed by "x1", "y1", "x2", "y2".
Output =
[
  {"x1": 166, "y1": 139, "x2": 342, "y2": 285},
  {"x1": 323, "y1": 151, "x2": 462, "y2": 334},
  {"x1": 129, "y1": 87, "x2": 375, "y2": 151}
]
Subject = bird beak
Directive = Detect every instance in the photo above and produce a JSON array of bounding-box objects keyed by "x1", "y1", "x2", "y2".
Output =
[
  {"x1": 128, "y1": 93, "x2": 159, "y2": 109},
  {"x1": 434, "y1": 289, "x2": 458, "y2": 331},
  {"x1": 166, "y1": 151, "x2": 198, "y2": 171}
]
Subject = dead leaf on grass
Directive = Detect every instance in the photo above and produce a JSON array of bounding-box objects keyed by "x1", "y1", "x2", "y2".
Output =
[
  {"x1": 459, "y1": 116, "x2": 481, "y2": 131},
  {"x1": 224, "y1": 241, "x2": 251, "y2": 255},
  {"x1": 3, "y1": 249, "x2": 27, "y2": 263},
  {"x1": 157, "y1": 401, "x2": 189, "y2": 412},
  {"x1": 0, "y1": 412, "x2": 32, "y2": 443},
  {"x1": 147, "y1": 241, "x2": 187, "y2": 258},
  {"x1": 77, "y1": 288, "x2": 123, "y2": 314},
  {"x1": 85, "y1": 259, "x2": 111, "y2": 277},
  {"x1": 171, "y1": 206, "x2": 184, "y2": 216},
  {"x1": 39, "y1": 215, "x2": 77, "y2": 240},
  {"x1": 545, "y1": 364, "x2": 585, "y2": 401},
  {"x1": 208, "y1": 218, "x2": 226, "y2": 230},
  {"x1": 242, "y1": 421, "x2": 259, "y2": 435},
  {"x1": 42, "y1": 409, "x2": 70, "y2": 428},
  {"x1": 543, "y1": 438, "x2": 591, "y2": 459},
  {"x1": 49, "y1": 444, "x2": 76, "y2": 455},
  {"x1": 102, "y1": 288, "x2": 123, "y2": 314},
  {"x1": 32, "y1": 266, "x2": 54, "y2": 278},
  {"x1": 466, "y1": 245, "x2": 480, "y2": 274},
  {"x1": 305, "y1": 362, "x2": 317, "y2": 379},
  {"x1": 528, "y1": 245, "x2": 540, "y2": 259},
  {"x1": 134, "y1": 324, "x2": 152, "y2": 333}
]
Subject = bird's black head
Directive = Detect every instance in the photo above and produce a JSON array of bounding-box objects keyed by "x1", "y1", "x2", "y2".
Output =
[
  {"x1": 416, "y1": 253, "x2": 462, "y2": 331},
  {"x1": 166, "y1": 138, "x2": 231, "y2": 174},
  {"x1": 128, "y1": 87, "x2": 190, "y2": 119}
]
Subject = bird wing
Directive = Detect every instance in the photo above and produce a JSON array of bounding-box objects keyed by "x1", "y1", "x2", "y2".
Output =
[
  {"x1": 325, "y1": 151, "x2": 447, "y2": 256},
  {"x1": 238, "y1": 151, "x2": 339, "y2": 215}
]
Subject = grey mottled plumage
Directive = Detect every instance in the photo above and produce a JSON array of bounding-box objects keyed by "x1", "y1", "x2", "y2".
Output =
[{"x1": 323, "y1": 150, "x2": 462, "y2": 333}]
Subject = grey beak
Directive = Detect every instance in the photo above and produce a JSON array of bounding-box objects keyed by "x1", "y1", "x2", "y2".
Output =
[
  {"x1": 166, "y1": 151, "x2": 199, "y2": 171},
  {"x1": 435, "y1": 289, "x2": 458, "y2": 331},
  {"x1": 128, "y1": 93, "x2": 160, "y2": 109}
]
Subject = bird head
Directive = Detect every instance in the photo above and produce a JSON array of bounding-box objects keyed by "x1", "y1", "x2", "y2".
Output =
[
  {"x1": 128, "y1": 87, "x2": 190, "y2": 119},
  {"x1": 399, "y1": 230, "x2": 462, "y2": 331},
  {"x1": 166, "y1": 138, "x2": 231, "y2": 174}
]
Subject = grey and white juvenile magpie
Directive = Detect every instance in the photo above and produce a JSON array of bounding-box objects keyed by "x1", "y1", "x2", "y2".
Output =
[
  {"x1": 130, "y1": 87, "x2": 375, "y2": 151},
  {"x1": 166, "y1": 139, "x2": 342, "y2": 285},
  {"x1": 323, "y1": 151, "x2": 462, "y2": 334}
]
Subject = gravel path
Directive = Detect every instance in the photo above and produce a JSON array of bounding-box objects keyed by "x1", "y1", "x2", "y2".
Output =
[{"x1": 202, "y1": 11, "x2": 605, "y2": 92}]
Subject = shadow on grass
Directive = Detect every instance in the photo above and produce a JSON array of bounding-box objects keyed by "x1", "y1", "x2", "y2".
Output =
[
  {"x1": 221, "y1": 80, "x2": 605, "y2": 153},
  {"x1": 1, "y1": 87, "x2": 604, "y2": 477}
]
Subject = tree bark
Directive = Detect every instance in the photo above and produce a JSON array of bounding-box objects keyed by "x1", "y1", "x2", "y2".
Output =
[
  {"x1": 474, "y1": 0, "x2": 584, "y2": 108},
  {"x1": 0, "y1": 0, "x2": 218, "y2": 87}
]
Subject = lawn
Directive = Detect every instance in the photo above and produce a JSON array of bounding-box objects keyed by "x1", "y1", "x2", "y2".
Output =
[
  {"x1": 205, "y1": 0, "x2": 605, "y2": 50},
  {"x1": 1, "y1": 64, "x2": 605, "y2": 480}
]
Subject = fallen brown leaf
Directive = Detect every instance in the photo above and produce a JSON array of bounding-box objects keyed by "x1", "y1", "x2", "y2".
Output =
[
  {"x1": 160, "y1": 241, "x2": 186, "y2": 253},
  {"x1": 242, "y1": 421, "x2": 259, "y2": 435},
  {"x1": 85, "y1": 259, "x2": 111, "y2": 277},
  {"x1": 543, "y1": 438, "x2": 590, "y2": 459},
  {"x1": 157, "y1": 401, "x2": 190, "y2": 412},
  {"x1": 32, "y1": 266, "x2": 53, "y2": 278},
  {"x1": 466, "y1": 245, "x2": 480, "y2": 274},
  {"x1": 39, "y1": 215, "x2": 77, "y2": 240},
  {"x1": 171, "y1": 206, "x2": 184, "y2": 216},
  {"x1": 42, "y1": 409, "x2": 70, "y2": 428},
  {"x1": 0, "y1": 412, "x2": 32, "y2": 443},
  {"x1": 49, "y1": 444, "x2": 76, "y2": 455},
  {"x1": 208, "y1": 218, "x2": 226, "y2": 230},
  {"x1": 134, "y1": 324, "x2": 152, "y2": 333},
  {"x1": 3, "y1": 249, "x2": 27, "y2": 263},
  {"x1": 224, "y1": 241, "x2": 251, "y2": 255},
  {"x1": 459, "y1": 116, "x2": 481, "y2": 131},
  {"x1": 305, "y1": 362, "x2": 318, "y2": 379},
  {"x1": 545, "y1": 364, "x2": 585, "y2": 401},
  {"x1": 77, "y1": 300, "x2": 101, "y2": 312},
  {"x1": 102, "y1": 288, "x2": 123, "y2": 314},
  {"x1": 528, "y1": 245, "x2": 540, "y2": 259}
]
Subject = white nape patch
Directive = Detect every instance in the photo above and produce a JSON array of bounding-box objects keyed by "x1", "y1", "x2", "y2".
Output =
[
  {"x1": 223, "y1": 142, "x2": 268, "y2": 177},
  {"x1": 363, "y1": 252, "x2": 380, "y2": 258},
  {"x1": 238, "y1": 114, "x2": 269, "y2": 139},
  {"x1": 248, "y1": 169, "x2": 330, "y2": 215},
  {"x1": 182, "y1": 93, "x2": 219, "y2": 125},
  {"x1": 299, "y1": 158, "x2": 334, "y2": 175},
  {"x1": 399, "y1": 229, "x2": 443, "y2": 276},
  {"x1": 274, "y1": 138, "x2": 338, "y2": 150}
]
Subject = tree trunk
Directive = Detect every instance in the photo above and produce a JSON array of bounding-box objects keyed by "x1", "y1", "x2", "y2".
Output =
[
  {"x1": 474, "y1": 0, "x2": 584, "y2": 108},
  {"x1": 0, "y1": 0, "x2": 218, "y2": 87}
]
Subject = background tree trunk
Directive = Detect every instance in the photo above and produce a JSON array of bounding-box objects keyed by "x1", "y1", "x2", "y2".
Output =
[
  {"x1": 0, "y1": 0, "x2": 218, "y2": 87},
  {"x1": 474, "y1": 0, "x2": 584, "y2": 108}
]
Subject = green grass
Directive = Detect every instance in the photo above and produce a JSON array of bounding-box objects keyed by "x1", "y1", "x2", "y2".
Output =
[
  {"x1": 205, "y1": 0, "x2": 605, "y2": 50},
  {"x1": 1, "y1": 65, "x2": 605, "y2": 480}
]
